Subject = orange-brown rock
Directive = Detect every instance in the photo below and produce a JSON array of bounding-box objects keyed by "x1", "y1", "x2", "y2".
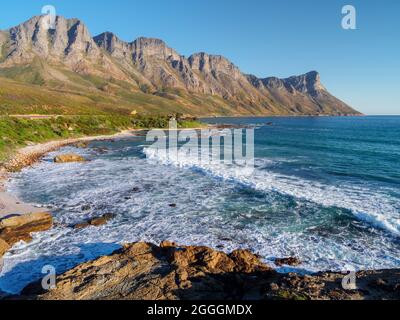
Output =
[
  {"x1": 71, "y1": 213, "x2": 116, "y2": 229},
  {"x1": 19, "y1": 242, "x2": 400, "y2": 301},
  {"x1": 0, "y1": 238, "x2": 10, "y2": 258},
  {"x1": 54, "y1": 154, "x2": 86, "y2": 163},
  {"x1": 21, "y1": 242, "x2": 274, "y2": 300},
  {"x1": 0, "y1": 212, "x2": 53, "y2": 246}
]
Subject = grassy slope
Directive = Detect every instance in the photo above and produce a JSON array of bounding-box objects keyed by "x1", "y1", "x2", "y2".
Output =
[{"x1": 0, "y1": 59, "x2": 253, "y2": 117}]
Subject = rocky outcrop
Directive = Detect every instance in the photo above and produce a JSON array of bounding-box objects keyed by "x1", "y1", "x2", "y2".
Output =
[
  {"x1": 0, "y1": 238, "x2": 10, "y2": 258},
  {"x1": 54, "y1": 153, "x2": 86, "y2": 163},
  {"x1": 0, "y1": 15, "x2": 360, "y2": 116},
  {"x1": 21, "y1": 241, "x2": 273, "y2": 300},
  {"x1": 71, "y1": 213, "x2": 116, "y2": 229},
  {"x1": 0, "y1": 212, "x2": 53, "y2": 246},
  {"x1": 275, "y1": 257, "x2": 302, "y2": 267},
  {"x1": 20, "y1": 242, "x2": 400, "y2": 300}
]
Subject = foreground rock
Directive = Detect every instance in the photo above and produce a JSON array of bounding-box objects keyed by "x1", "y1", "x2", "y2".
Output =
[
  {"x1": 22, "y1": 242, "x2": 273, "y2": 300},
  {"x1": 54, "y1": 154, "x2": 86, "y2": 163},
  {"x1": 0, "y1": 212, "x2": 53, "y2": 246},
  {"x1": 20, "y1": 242, "x2": 400, "y2": 300}
]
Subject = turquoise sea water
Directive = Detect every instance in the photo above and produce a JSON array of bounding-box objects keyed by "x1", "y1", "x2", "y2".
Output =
[{"x1": 1, "y1": 116, "x2": 399, "y2": 293}]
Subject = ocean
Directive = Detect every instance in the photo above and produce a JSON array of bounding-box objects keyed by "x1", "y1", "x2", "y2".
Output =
[{"x1": 1, "y1": 116, "x2": 399, "y2": 294}]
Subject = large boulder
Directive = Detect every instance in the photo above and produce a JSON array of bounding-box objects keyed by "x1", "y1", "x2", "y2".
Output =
[
  {"x1": 54, "y1": 154, "x2": 86, "y2": 163},
  {"x1": 0, "y1": 212, "x2": 53, "y2": 245}
]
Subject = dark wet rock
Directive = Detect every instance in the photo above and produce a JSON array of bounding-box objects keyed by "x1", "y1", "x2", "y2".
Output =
[
  {"x1": 0, "y1": 289, "x2": 10, "y2": 300},
  {"x1": 81, "y1": 204, "x2": 91, "y2": 211},
  {"x1": 169, "y1": 204, "x2": 177, "y2": 208},
  {"x1": 275, "y1": 257, "x2": 302, "y2": 267},
  {"x1": 219, "y1": 237, "x2": 233, "y2": 242},
  {"x1": 72, "y1": 222, "x2": 91, "y2": 230},
  {"x1": 71, "y1": 213, "x2": 116, "y2": 229},
  {"x1": 93, "y1": 147, "x2": 109, "y2": 155}
]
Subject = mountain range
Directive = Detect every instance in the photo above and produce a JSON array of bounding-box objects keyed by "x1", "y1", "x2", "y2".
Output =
[{"x1": 0, "y1": 15, "x2": 360, "y2": 116}]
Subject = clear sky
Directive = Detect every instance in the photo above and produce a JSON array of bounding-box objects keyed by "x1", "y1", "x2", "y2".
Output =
[{"x1": 0, "y1": 0, "x2": 399, "y2": 115}]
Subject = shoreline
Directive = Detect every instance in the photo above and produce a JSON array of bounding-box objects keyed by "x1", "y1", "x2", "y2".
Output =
[
  {"x1": 0, "y1": 129, "x2": 136, "y2": 219},
  {"x1": 0, "y1": 126, "x2": 211, "y2": 218}
]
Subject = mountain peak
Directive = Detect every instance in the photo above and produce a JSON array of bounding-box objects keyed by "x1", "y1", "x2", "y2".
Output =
[
  {"x1": 134, "y1": 37, "x2": 166, "y2": 46},
  {"x1": 0, "y1": 14, "x2": 105, "y2": 75},
  {"x1": 130, "y1": 37, "x2": 180, "y2": 61},
  {"x1": 93, "y1": 31, "x2": 124, "y2": 52},
  {"x1": 283, "y1": 71, "x2": 325, "y2": 95},
  {"x1": 304, "y1": 71, "x2": 321, "y2": 84}
]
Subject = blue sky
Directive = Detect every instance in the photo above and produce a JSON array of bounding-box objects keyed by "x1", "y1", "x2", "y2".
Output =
[{"x1": 0, "y1": 0, "x2": 399, "y2": 115}]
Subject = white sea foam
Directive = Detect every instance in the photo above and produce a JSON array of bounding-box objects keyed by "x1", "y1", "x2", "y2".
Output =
[{"x1": 144, "y1": 146, "x2": 400, "y2": 237}]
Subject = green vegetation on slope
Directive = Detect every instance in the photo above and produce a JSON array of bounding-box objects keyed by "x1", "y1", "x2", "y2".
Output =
[
  {"x1": 0, "y1": 115, "x2": 204, "y2": 162},
  {"x1": 0, "y1": 68, "x2": 241, "y2": 117}
]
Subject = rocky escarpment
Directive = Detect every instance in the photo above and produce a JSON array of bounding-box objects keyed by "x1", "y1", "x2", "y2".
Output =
[
  {"x1": 20, "y1": 241, "x2": 400, "y2": 300},
  {"x1": 0, "y1": 15, "x2": 360, "y2": 116}
]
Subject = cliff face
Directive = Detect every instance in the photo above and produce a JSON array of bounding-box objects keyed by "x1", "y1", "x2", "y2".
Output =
[{"x1": 0, "y1": 16, "x2": 360, "y2": 116}]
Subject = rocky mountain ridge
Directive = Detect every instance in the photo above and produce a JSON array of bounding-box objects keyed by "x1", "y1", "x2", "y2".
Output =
[{"x1": 0, "y1": 15, "x2": 360, "y2": 116}]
